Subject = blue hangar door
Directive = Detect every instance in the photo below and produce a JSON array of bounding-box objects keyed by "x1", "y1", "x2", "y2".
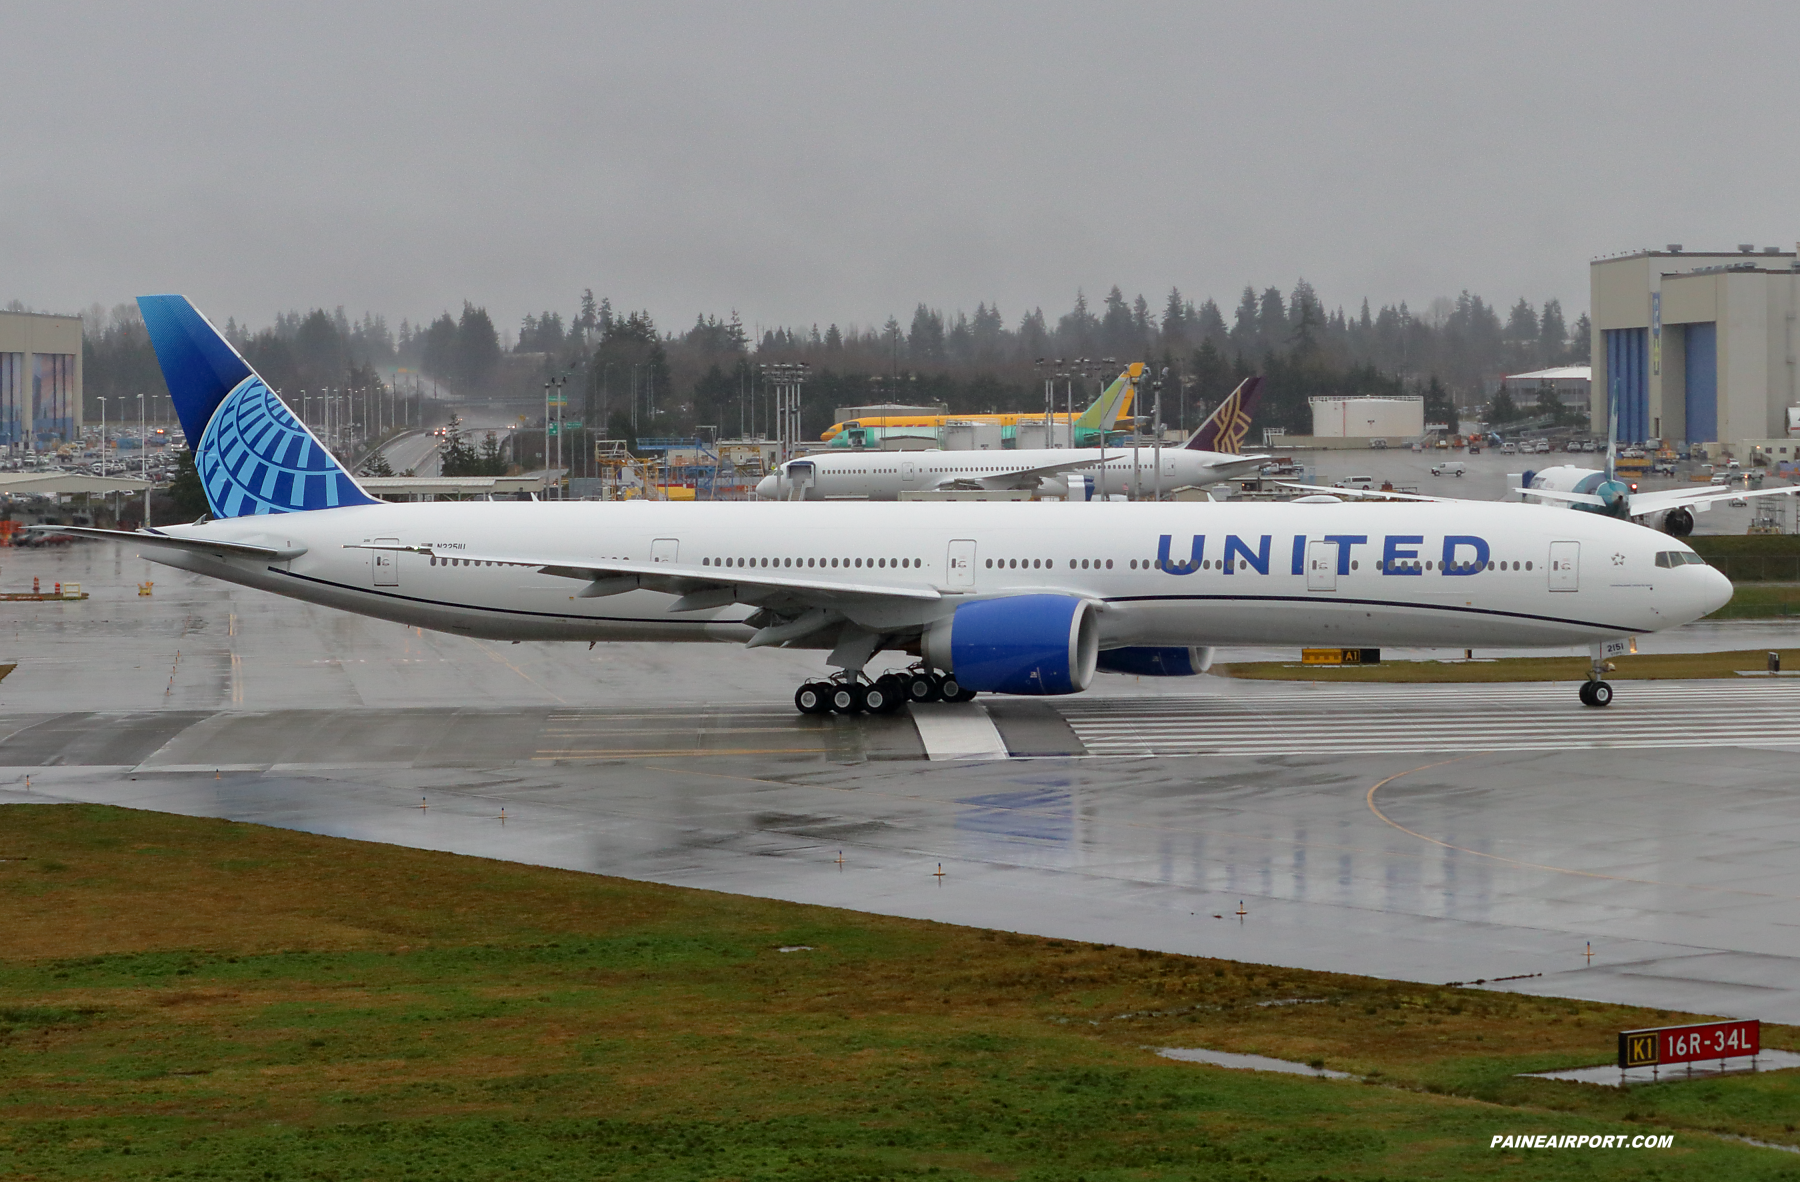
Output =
[
  {"x1": 1605, "y1": 328, "x2": 1648, "y2": 443},
  {"x1": 1684, "y1": 322, "x2": 1718, "y2": 444}
]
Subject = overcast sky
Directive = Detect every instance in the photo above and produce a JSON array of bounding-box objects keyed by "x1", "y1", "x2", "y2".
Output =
[{"x1": 7, "y1": 2, "x2": 1798, "y2": 336}]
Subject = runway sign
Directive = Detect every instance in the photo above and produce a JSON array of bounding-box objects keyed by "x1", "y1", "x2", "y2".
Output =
[
  {"x1": 1619, "y1": 1019, "x2": 1759, "y2": 1069},
  {"x1": 1300, "y1": 648, "x2": 1382, "y2": 666}
]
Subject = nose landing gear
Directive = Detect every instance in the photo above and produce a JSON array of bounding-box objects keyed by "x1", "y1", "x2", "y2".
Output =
[{"x1": 1579, "y1": 642, "x2": 1615, "y2": 707}]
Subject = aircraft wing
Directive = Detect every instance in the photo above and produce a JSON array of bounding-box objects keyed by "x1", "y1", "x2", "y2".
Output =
[
  {"x1": 968, "y1": 457, "x2": 1107, "y2": 488},
  {"x1": 1628, "y1": 483, "x2": 1800, "y2": 516},
  {"x1": 342, "y1": 543, "x2": 941, "y2": 605},
  {"x1": 344, "y1": 541, "x2": 947, "y2": 652},
  {"x1": 1196, "y1": 454, "x2": 1272, "y2": 480},
  {"x1": 1274, "y1": 482, "x2": 1450, "y2": 503},
  {"x1": 1514, "y1": 487, "x2": 1608, "y2": 508}
]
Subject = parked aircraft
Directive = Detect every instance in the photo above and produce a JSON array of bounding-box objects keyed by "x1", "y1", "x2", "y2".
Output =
[
  {"x1": 1293, "y1": 407, "x2": 1797, "y2": 535},
  {"x1": 820, "y1": 364, "x2": 1140, "y2": 448},
  {"x1": 52, "y1": 297, "x2": 1732, "y2": 717},
  {"x1": 757, "y1": 377, "x2": 1269, "y2": 501}
]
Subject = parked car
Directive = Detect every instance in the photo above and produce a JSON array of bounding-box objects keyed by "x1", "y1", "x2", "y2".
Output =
[
  {"x1": 1430, "y1": 460, "x2": 1467, "y2": 477},
  {"x1": 1367, "y1": 438, "x2": 1389, "y2": 449},
  {"x1": 1500, "y1": 442, "x2": 1518, "y2": 456},
  {"x1": 1580, "y1": 440, "x2": 1597, "y2": 452},
  {"x1": 1535, "y1": 440, "x2": 1551, "y2": 453}
]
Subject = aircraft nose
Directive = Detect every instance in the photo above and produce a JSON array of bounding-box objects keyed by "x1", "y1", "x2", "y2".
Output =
[
  {"x1": 754, "y1": 474, "x2": 777, "y2": 499},
  {"x1": 1700, "y1": 565, "x2": 1733, "y2": 616}
]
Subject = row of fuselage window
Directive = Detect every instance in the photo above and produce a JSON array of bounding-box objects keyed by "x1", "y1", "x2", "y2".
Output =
[
  {"x1": 693, "y1": 555, "x2": 1541, "y2": 574},
  {"x1": 428, "y1": 553, "x2": 1541, "y2": 575},
  {"x1": 704, "y1": 556, "x2": 923, "y2": 570}
]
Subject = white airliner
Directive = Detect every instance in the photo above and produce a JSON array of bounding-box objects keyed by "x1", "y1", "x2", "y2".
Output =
[
  {"x1": 1515, "y1": 461, "x2": 1793, "y2": 534},
  {"x1": 755, "y1": 377, "x2": 1270, "y2": 501},
  {"x1": 53, "y1": 296, "x2": 1732, "y2": 715}
]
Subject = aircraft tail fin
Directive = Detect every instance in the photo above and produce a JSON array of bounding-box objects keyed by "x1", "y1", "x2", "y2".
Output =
[
  {"x1": 138, "y1": 295, "x2": 377, "y2": 517},
  {"x1": 1074, "y1": 362, "x2": 1143, "y2": 431},
  {"x1": 1185, "y1": 376, "x2": 1264, "y2": 453}
]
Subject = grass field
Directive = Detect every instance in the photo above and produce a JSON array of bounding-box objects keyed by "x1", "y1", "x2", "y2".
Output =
[
  {"x1": 1705, "y1": 583, "x2": 1800, "y2": 619},
  {"x1": 1218, "y1": 647, "x2": 1800, "y2": 684},
  {"x1": 1, "y1": 803, "x2": 1797, "y2": 1180}
]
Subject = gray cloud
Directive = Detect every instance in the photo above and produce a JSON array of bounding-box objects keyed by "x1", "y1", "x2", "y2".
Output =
[{"x1": 7, "y1": 2, "x2": 1797, "y2": 332}]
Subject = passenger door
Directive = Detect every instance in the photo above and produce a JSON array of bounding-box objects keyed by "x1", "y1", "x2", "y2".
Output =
[
  {"x1": 371, "y1": 537, "x2": 399, "y2": 587},
  {"x1": 1549, "y1": 541, "x2": 1579, "y2": 591},
  {"x1": 651, "y1": 538, "x2": 679, "y2": 564},
  {"x1": 901, "y1": 460, "x2": 916, "y2": 484},
  {"x1": 1306, "y1": 540, "x2": 1337, "y2": 592},
  {"x1": 946, "y1": 539, "x2": 976, "y2": 588}
]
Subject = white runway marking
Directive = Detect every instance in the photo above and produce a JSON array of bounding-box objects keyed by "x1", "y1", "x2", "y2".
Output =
[{"x1": 1057, "y1": 681, "x2": 1800, "y2": 756}]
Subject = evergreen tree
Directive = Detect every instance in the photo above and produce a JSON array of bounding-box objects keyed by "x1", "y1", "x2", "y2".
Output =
[
  {"x1": 1194, "y1": 299, "x2": 1227, "y2": 347},
  {"x1": 455, "y1": 303, "x2": 501, "y2": 392},
  {"x1": 1257, "y1": 287, "x2": 1286, "y2": 351},
  {"x1": 1539, "y1": 299, "x2": 1568, "y2": 361},
  {"x1": 1568, "y1": 313, "x2": 1592, "y2": 364},
  {"x1": 1161, "y1": 287, "x2": 1188, "y2": 347},
  {"x1": 1230, "y1": 287, "x2": 1258, "y2": 353},
  {"x1": 1423, "y1": 375, "x2": 1459, "y2": 433},
  {"x1": 169, "y1": 447, "x2": 208, "y2": 519}
]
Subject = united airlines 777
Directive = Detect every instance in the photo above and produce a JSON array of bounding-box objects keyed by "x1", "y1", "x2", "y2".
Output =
[{"x1": 54, "y1": 296, "x2": 1732, "y2": 715}]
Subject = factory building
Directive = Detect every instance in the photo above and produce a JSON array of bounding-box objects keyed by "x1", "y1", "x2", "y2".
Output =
[
  {"x1": 0, "y1": 310, "x2": 83, "y2": 454},
  {"x1": 1590, "y1": 245, "x2": 1799, "y2": 458},
  {"x1": 1497, "y1": 366, "x2": 1591, "y2": 416}
]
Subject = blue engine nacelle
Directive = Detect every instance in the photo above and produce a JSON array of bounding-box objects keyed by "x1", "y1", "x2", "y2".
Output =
[
  {"x1": 921, "y1": 594, "x2": 1099, "y2": 695},
  {"x1": 1094, "y1": 646, "x2": 1215, "y2": 677}
]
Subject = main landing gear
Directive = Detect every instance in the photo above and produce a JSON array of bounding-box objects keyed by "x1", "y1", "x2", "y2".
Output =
[
  {"x1": 1578, "y1": 642, "x2": 1614, "y2": 708},
  {"x1": 794, "y1": 668, "x2": 975, "y2": 715}
]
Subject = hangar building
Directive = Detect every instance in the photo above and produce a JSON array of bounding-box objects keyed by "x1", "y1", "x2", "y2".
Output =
[
  {"x1": 1590, "y1": 244, "x2": 1799, "y2": 459},
  {"x1": 1307, "y1": 396, "x2": 1424, "y2": 440},
  {"x1": 0, "y1": 310, "x2": 83, "y2": 454}
]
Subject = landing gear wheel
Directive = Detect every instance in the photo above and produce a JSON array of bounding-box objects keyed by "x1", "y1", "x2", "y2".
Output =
[
  {"x1": 829, "y1": 682, "x2": 866, "y2": 713},
  {"x1": 905, "y1": 671, "x2": 942, "y2": 702},
  {"x1": 939, "y1": 674, "x2": 978, "y2": 703},
  {"x1": 1581, "y1": 680, "x2": 1613, "y2": 708},
  {"x1": 795, "y1": 682, "x2": 831, "y2": 715},
  {"x1": 864, "y1": 675, "x2": 905, "y2": 715}
]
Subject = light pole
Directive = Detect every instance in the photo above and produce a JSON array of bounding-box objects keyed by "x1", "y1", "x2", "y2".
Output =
[
  {"x1": 553, "y1": 375, "x2": 567, "y2": 498},
  {"x1": 137, "y1": 391, "x2": 150, "y2": 527},
  {"x1": 1152, "y1": 367, "x2": 1166, "y2": 502},
  {"x1": 762, "y1": 363, "x2": 808, "y2": 462}
]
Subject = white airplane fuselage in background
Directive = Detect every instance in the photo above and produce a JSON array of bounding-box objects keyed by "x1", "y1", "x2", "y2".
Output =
[
  {"x1": 755, "y1": 446, "x2": 1268, "y2": 501},
  {"x1": 138, "y1": 498, "x2": 1727, "y2": 656},
  {"x1": 1519, "y1": 463, "x2": 1792, "y2": 535}
]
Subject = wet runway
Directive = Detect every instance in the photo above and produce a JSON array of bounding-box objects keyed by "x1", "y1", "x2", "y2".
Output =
[{"x1": 4, "y1": 544, "x2": 1800, "y2": 1022}]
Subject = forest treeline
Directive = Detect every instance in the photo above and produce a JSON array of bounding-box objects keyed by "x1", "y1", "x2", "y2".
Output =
[{"x1": 77, "y1": 280, "x2": 1591, "y2": 442}]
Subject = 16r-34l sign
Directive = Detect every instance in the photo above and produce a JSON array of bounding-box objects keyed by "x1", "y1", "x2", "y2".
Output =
[{"x1": 1620, "y1": 1019, "x2": 1760, "y2": 1068}]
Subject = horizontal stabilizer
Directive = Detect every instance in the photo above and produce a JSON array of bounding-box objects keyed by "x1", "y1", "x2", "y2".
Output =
[{"x1": 30, "y1": 525, "x2": 307, "y2": 561}]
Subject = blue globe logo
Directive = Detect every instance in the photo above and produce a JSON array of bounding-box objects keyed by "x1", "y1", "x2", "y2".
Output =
[{"x1": 197, "y1": 377, "x2": 375, "y2": 516}]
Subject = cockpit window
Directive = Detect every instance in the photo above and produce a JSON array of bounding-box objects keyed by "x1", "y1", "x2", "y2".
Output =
[{"x1": 1655, "y1": 550, "x2": 1707, "y2": 568}]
